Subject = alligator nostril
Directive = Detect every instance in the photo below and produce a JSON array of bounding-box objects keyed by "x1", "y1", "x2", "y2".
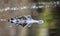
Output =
[
  {"x1": 11, "y1": 18, "x2": 14, "y2": 20},
  {"x1": 8, "y1": 19, "x2": 14, "y2": 23},
  {"x1": 11, "y1": 21, "x2": 14, "y2": 23}
]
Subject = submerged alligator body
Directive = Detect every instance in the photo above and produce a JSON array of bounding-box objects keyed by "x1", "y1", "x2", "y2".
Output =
[{"x1": 8, "y1": 15, "x2": 44, "y2": 27}]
